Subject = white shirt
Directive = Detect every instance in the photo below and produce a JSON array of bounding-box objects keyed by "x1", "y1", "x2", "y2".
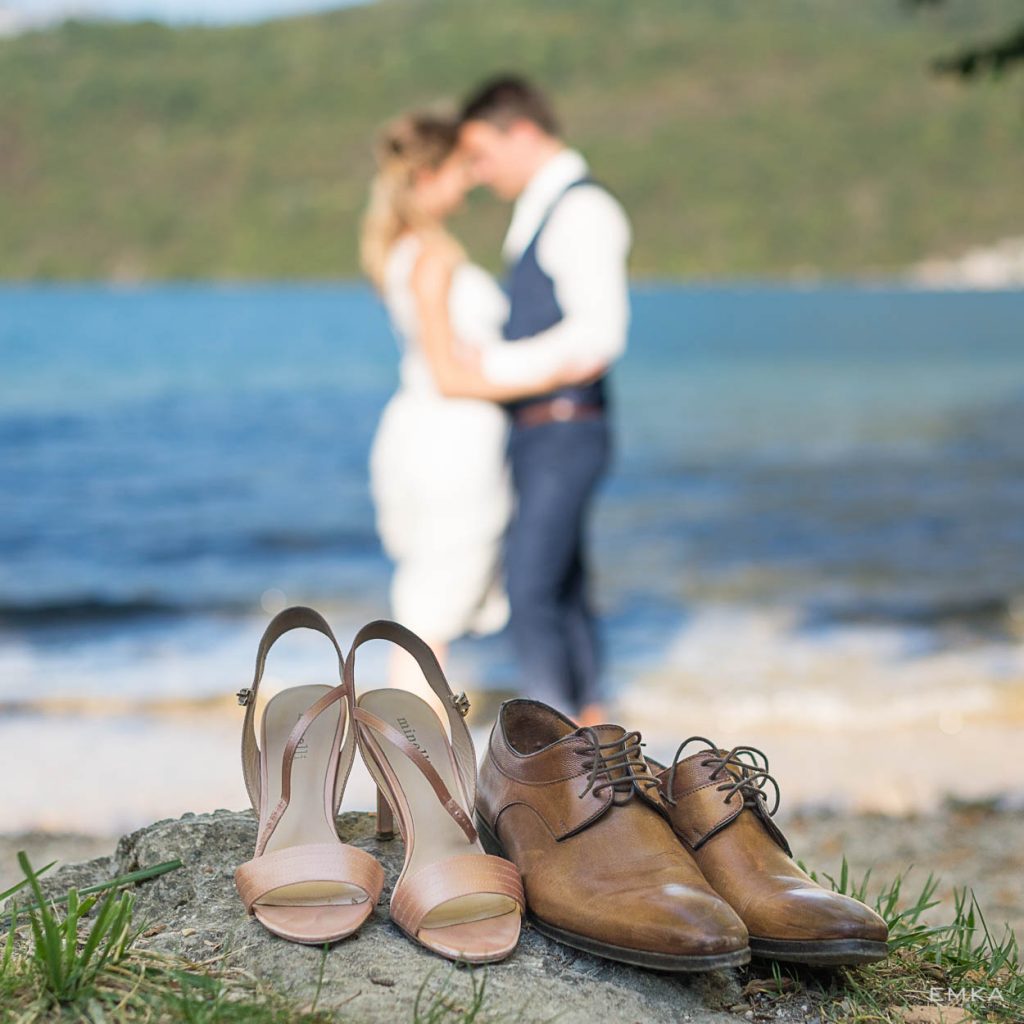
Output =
[{"x1": 480, "y1": 148, "x2": 632, "y2": 387}]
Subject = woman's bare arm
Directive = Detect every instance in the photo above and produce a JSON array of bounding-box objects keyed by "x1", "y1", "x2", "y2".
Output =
[{"x1": 411, "y1": 245, "x2": 605, "y2": 402}]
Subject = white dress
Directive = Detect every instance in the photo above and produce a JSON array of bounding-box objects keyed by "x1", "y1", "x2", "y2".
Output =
[{"x1": 369, "y1": 233, "x2": 512, "y2": 641}]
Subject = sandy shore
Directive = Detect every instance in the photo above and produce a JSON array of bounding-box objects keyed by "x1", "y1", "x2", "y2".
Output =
[
  {"x1": 6, "y1": 653, "x2": 1024, "y2": 835},
  {"x1": 7, "y1": 699, "x2": 1023, "y2": 837}
]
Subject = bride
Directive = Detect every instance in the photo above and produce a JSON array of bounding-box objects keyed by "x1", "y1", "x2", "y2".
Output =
[{"x1": 360, "y1": 111, "x2": 595, "y2": 701}]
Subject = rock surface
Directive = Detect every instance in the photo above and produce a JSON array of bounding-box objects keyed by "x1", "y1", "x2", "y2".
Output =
[{"x1": 43, "y1": 809, "x2": 747, "y2": 1023}]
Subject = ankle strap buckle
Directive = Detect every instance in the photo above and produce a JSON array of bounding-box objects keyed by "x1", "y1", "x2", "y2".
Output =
[
  {"x1": 451, "y1": 691, "x2": 470, "y2": 717},
  {"x1": 237, "y1": 687, "x2": 254, "y2": 707}
]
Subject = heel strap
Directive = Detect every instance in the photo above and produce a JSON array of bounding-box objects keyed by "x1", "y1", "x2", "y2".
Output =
[
  {"x1": 240, "y1": 606, "x2": 350, "y2": 812},
  {"x1": 343, "y1": 619, "x2": 477, "y2": 810},
  {"x1": 353, "y1": 706, "x2": 477, "y2": 843}
]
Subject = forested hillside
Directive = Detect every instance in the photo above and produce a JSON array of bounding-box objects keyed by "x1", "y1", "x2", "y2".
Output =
[{"x1": 1, "y1": 0, "x2": 1022, "y2": 279}]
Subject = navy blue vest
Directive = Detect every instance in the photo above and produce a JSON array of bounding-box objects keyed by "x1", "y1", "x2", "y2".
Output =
[{"x1": 502, "y1": 178, "x2": 609, "y2": 415}]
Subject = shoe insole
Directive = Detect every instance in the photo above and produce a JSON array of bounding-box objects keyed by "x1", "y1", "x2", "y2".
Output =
[
  {"x1": 358, "y1": 689, "x2": 518, "y2": 931},
  {"x1": 258, "y1": 684, "x2": 366, "y2": 907}
]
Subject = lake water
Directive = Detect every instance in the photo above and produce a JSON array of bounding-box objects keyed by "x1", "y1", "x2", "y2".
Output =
[
  {"x1": 2, "y1": 282, "x2": 1024, "y2": 693},
  {"x1": 2, "y1": 283, "x2": 1024, "y2": 828}
]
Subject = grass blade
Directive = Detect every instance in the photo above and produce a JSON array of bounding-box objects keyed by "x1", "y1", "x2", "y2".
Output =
[
  {"x1": 63, "y1": 888, "x2": 80, "y2": 989},
  {"x1": 0, "y1": 861, "x2": 56, "y2": 903},
  {"x1": 1, "y1": 902, "x2": 16, "y2": 976},
  {"x1": 0, "y1": 858, "x2": 181, "y2": 926},
  {"x1": 18, "y1": 854, "x2": 65, "y2": 994}
]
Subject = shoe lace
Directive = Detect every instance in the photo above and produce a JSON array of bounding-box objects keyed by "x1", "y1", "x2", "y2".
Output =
[
  {"x1": 577, "y1": 728, "x2": 662, "y2": 805},
  {"x1": 664, "y1": 735, "x2": 781, "y2": 816}
]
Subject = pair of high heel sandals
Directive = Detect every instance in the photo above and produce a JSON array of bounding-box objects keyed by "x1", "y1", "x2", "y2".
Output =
[{"x1": 233, "y1": 606, "x2": 524, "y2": 962}]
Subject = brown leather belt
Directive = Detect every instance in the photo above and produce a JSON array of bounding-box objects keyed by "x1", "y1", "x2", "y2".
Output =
[{"x1": 512, "y1": 398, "x2": 605, "y2": 428}]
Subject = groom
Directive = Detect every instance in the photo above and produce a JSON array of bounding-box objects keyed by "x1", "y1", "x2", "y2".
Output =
[{"x1": 458, "y1": 75, "x2": 632, "y2": 725}]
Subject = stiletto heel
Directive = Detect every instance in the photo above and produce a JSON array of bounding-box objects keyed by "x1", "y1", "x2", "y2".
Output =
[
  {"x1": 376, "y1": 787, "x2": 395, "y2": 841},
  {"x1": 233, "y1": 607, "x2": 384, "y2": 945},
  {"x1": 345, "y1": 620, "x2": 524, "y2": 963}
]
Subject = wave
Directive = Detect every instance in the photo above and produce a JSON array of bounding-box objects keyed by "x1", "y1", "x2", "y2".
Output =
[
  {"x1": 800, "y1": 592, "x2": 1021, "y2": 636},
  {"x1": 247, "y1": 527, "x2": 378, "y2": 555},
  {"x1": 0, "y1": 596, "x2": 250, "y2": 628}
]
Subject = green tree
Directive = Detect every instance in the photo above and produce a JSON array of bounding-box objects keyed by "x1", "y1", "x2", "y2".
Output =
[{"x1": 908, "y1": 0, "x2": 1024, "y2": 77}]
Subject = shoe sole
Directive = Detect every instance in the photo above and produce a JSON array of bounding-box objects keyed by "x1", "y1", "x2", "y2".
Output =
[
  {"x1": 476, "y1": 813, "x2": 751, "y2": 973},
  {"x1": 530, "y1": 916, "x2": 752, "y2": 972},
  {"x1": 749, "y1": 936, "x2": 889, "y2": 966}
]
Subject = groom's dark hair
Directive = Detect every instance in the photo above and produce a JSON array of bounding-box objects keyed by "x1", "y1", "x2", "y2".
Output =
[{"x1": 460, "y1": 74, "x2": 560, "y2": 136}]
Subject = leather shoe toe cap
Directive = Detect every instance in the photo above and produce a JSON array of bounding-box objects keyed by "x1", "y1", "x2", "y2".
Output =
[{"x1": 750, "y1": 886, "x2": 888, "y2": 943}]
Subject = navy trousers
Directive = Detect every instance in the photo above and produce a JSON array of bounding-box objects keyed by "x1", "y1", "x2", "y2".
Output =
[{"x1": 504, "y1": 417, "x2": 611, "y2": 713}]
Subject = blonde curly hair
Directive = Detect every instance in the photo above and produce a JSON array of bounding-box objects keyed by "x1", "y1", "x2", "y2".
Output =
[{"x1": 360, "y1": 112, "x2": 463, "y2": 290}]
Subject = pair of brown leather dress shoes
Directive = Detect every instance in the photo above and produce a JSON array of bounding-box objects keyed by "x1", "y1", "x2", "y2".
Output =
[{"x1": 476, "y1": 699, "x2": 889, "y2": 971}]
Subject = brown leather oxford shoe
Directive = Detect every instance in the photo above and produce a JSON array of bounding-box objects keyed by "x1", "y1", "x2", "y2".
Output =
[
  {"x1": 476, "y1": 700, "x2": 750, "y2": 972},
  {"x1": 652, "y1": 737, "x2": 889, "y2": 966}
]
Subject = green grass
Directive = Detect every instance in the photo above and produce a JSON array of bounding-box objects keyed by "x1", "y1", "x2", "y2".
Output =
[
  {"x1": 0, "y1": 943, "x2": 340, "y2": 1024},
  {"x1": 1, "y1": 0, "x2": 1023, "y2": 280},
  {"x1": 0, "y1": 853, "x2": 187, "y2": 1019},
  {"x1": 17, "y1": 851, "x2": 138, "y2": 1004},
  {"x1": 0, "y1": 852, "x2": 337, "y2": 1022},
  {"x1": 750, "y1": 856, "x2": 1024, "y2": 1023},
  {"x1": 828, "y1": 884, "x2": 1022, "y2": 1023}
]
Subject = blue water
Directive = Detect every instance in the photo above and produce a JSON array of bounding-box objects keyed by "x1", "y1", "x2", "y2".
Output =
[{"x1": 2, "y1": 283, "x2": 1023, "y2": 697}]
